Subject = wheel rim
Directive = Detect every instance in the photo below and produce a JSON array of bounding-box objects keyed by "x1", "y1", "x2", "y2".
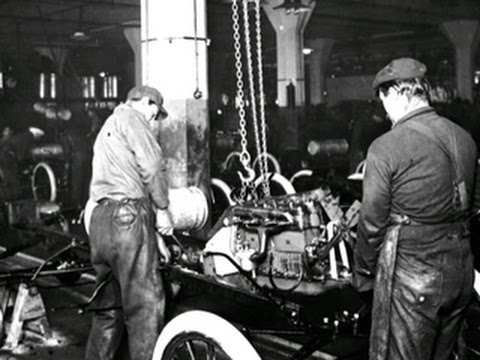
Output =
[
  {"x1": 31, "y1": 162, "x2": 57, "y2": 202},
  {"x1": 162, "y1": 332, "x2": 233, "y2": 360},
  {"x1": 211, "y1": 178, "x2": 234, "y2": 224}
]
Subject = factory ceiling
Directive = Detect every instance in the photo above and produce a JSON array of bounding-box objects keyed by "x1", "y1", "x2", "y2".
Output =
[{"x1": 0, "y1": 0, "x2": 479, "y2": 76}]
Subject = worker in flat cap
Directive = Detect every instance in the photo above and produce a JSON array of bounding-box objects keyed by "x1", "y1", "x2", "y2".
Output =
[
  {"x1": 354, "y1": 58, "x2": 478, "y2": 360},
  {"x1": 85, "y1": 85, "x2": 173, "y2": 360}
]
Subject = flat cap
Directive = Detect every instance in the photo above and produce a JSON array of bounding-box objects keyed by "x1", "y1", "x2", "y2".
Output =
[
  {"x1": 127, "y1": 85, "x2": 168, "y2": 118},
  {"x1": 372, "y1": 57, "x2": 427, "y2": 90}
]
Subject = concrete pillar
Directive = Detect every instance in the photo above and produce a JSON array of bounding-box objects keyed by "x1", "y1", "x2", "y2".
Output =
[
  {"x1": 140, "y1": 0, "x2": 210, "y2": 198},
  {"x1": 306, "y1": 38, "x2": 335, "y2": 105},
  {"x1": 123, "y1": 27, "x2": 142, "y2": 86},
  {"x1": 263, "y1": 0, "x2": 315, "y2": 150},
  {"x1": 263, "y1": 0, "x2": 315, "y2": 107},
  {"x1": 441, "y1": 20, "x2": 480, "y2": 101}
]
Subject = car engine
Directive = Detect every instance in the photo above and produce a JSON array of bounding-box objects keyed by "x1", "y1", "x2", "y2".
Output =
[{"x1": 204, "y1": 187, "x2": 361, "y2": 295}]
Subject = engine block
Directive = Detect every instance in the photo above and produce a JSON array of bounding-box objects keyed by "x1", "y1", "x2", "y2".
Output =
[{"x1": 204, "y1": 188, "x2": 360, "y2": 294}]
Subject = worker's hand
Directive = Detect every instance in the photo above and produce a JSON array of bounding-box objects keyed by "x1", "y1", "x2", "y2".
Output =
[
  {"x1": 155, "y1": 232, "x2": 171, "y2": 264},
  {"x1": 155, "y1": 208, "x2": 174, "y2": 236}
]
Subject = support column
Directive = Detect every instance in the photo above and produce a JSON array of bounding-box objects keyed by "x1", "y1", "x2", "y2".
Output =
[
  {"x1": 123, "y1": 26, "x2": 142, "y2": 86},
  {"x1": 263, "y1": 0, "x2": 315, "y2": 149},
  {"x1": 140, "y1": 0, "x2": 210, "y2": 197},
  {"x1": 306, "y1": 38, "x2": 335, "y2": 105},
  {"x1": 263, "y1": 0, "x2": 314, "y2": 107},
  {"x1": 441, "y1": 20, "x2": 480, "y2": 101}
]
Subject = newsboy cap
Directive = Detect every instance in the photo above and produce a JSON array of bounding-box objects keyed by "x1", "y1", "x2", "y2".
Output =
[
  {"x1": 127, "y1": 85, "x2": 168, "y2": 118},
  {"x1": 372, "y1": 57, "x2": 427, "y2": 90}
]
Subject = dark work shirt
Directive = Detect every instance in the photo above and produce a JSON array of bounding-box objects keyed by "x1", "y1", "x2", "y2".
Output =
[
  {"x1": 90, "y1": 103, "x2": 169, "y2": 210},
  {"x1": 356, "y1": 106, "x2": 477, "y2": 275}
]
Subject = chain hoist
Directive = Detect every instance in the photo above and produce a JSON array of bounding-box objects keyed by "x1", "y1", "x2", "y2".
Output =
[{"x1": 231, "y1": 0, "x2": 270, "y2": 201}]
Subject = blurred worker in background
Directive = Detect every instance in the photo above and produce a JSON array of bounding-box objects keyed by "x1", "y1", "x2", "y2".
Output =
[
  {"x1": 354, "y1": 58, "x2": 477, "y2": 360},
  {"x1": 85, "y1": 85, "x2": 173, "y2": 360},
  {"x1": 0, "y1": 123, "x2": 44, "y2": 203}
]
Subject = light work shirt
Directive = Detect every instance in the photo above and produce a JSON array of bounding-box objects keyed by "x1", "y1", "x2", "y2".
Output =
[{"x1": 89, "y1": 103, "x2": 169, "y2": 210}]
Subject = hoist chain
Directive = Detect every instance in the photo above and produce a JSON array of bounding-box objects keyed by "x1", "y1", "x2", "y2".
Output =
[
  {"x1": 230, "y1": 0, "x2": 270, "y2": 200},
  {"x1": 232, "y1": 0, "x2": 252, "y2": 202},
  {"x1": 241, "y1": 0, "x2": 262, "y2": 181},
  {"x1": 254, "y1": 0, "x2": 270, "y2": 197}
]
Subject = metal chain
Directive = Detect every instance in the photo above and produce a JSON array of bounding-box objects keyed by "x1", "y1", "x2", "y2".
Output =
[
  {"x1": 192, "y1": 0, "x2": 202, "y2": 99},
  {"x1": 232, "y1": 0, "x2": 252, "y2": 202},
  {"x1": 254, "y1": 0, "x2": 270, "y2": 197},
  {"x1": 242, "y1": 0, "x2": 262, "y2": 185}
]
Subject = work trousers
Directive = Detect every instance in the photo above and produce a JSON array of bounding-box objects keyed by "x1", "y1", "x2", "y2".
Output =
[
  {"x1": 85, "y1": 198, "x2": 165, "y2": 360},
  {"x1": 371, "y1": 222, "x2": 473, "y2": 360}
]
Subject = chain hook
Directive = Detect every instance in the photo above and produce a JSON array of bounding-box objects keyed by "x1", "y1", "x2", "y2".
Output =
[{"x1": 237, "y1": 167, "x2": 256, "y2": 184}]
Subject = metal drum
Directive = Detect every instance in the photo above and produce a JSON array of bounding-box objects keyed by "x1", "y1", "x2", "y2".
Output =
[{"x1": 168, "y1": 187, "x2": 209, "y2": 231}]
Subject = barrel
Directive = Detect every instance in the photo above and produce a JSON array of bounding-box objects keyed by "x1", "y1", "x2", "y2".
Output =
[{"x1": 168, "y1": 186, "x2": 209, "y2": 231}]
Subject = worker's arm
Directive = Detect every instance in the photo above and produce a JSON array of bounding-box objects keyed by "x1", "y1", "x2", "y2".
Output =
[
  {"x1": 124, "y1": 116, "x2": 170, "y2": 210},
  {"x1": 354, "y1": 147, "x2": 392, "y2": 292},
  {"x1": 124, "y1": 116, "x2": 174, "y2": 237}
]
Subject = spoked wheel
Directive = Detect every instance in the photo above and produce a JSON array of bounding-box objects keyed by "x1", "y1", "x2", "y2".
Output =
[
  {"x1": 153, "y1": 311, "x2": 261, "y2": 360},
  {"x1": 162, "y1": 332, "x2": 235, "y2": 360}
]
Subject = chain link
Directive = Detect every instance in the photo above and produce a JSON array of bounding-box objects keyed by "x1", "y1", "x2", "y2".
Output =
[
  {"x1": 231, "y1": 0, "x2": 270, "y2": 200},
  {"x1": 232, "y1": 0, "x2": 251, "y2": 202},
  {"x1": 242, "y1": 0, "x2": 262, "y2": 185},
  {"x1": 254, "y1": 0, "x2": 270, "y2": 197}
]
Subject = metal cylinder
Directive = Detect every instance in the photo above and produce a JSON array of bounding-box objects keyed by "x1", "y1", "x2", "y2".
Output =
[
  {"x1": 30, "y1": 144, "x2": 64, "y2": 160},
  {"x1": 168, "y1": 187, "x2": 209, "y2": 231},
  {"x1": 307, "y1": 139, "x2": 349, "y2": 157}
]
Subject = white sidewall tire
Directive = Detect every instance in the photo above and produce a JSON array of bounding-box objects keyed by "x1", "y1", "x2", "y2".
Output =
[
  {"x1": 31, "y1": 161, "x2": 57, "y2": 202},
  {"x1": 253, "y1": 153, "x2": 281, "y2": 174},
  {"x1": 152, "y1": 310, "x2": 261, "y2": 360},
  {"x1": 223, "y1": 151, "x2": 242, "y2": 171},
  {"x1": 474, "y1": 269, "x2": 480, "y2": 300},
  {"x1": 254, "y1": 172, "x2": 296, "y2": 195},
  {"x1": 211, "y1": 178, "x2": 235, "y2": 206},
  {"x1": 289, "y1": 169, "x2": 313, "y2": 184}
]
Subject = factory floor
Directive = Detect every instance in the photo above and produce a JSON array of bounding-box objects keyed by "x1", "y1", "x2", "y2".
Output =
[
  {"x1": 0, "y1": 226, "x2": 93, "y2": 360},
  {"x1": 0, "y1": 226, "x2": 479, "y2": 360}
]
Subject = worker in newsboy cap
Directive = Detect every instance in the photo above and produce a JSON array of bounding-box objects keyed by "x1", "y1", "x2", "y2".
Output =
[
  {"x1": 86, "y1": 84, "x2": 173, "y2": 360},
  {"x1": 369, "y1": 57, "x2": 431, "y2": 124},
  {"x1": 372, "y1": 57, "x2": 427, "y2": 92},
  {"x1": 354, "y1": 57, "x2": 478, "y2": 360},
  {"x1": 126, "y1": 85, "x2": 169, "y2": 120}
]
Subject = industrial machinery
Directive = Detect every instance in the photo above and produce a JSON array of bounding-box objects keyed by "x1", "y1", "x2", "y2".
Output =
[
  {"x1": 153, "y1": 186, "x2": 367, "y2": 360},
  {"x1": 204, "y1": 187, "x2": 359, "y2": 293}
]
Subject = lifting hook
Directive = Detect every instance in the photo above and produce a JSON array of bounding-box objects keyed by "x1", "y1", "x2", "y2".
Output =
[{"x1": 237, "y1": 167, "x2": 255, "y2": 184}]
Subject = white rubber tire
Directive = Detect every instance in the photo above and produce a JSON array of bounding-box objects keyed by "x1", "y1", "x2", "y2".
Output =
[
  {"x1": 253, "y1": 152, "x2": 281, "y2": 174},
  {"x1": 254, "y1": 172, "x2": 296, "y2": 195},
  {"x1": 289, "y1": 169, "x2": 313, "y2": 184},
  {"x1": 31, "y1": 161, "x2": 57, "y2": 202},
  {"x1": 211, "y1": 178, "x2": 235, "y2": 206},
  {"x1": 152, "y1": 310, "x2": 261, "y2": 360},
  {"x1": 474, "y1": 270, "x2": 480, "y2": 299},
  {"x1": 222, "y1": 151, "x2": 242, "y2": 171}
]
